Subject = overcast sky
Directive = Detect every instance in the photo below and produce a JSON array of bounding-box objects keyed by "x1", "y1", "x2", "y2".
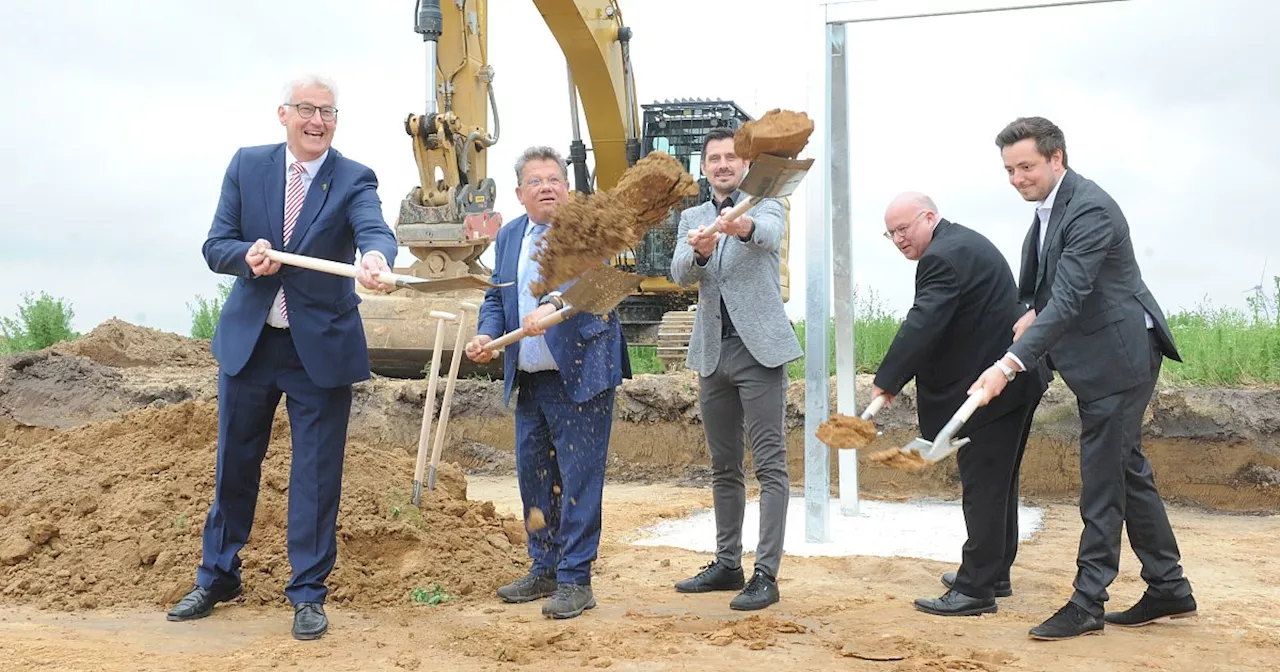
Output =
[{"x1": 1, "y1": 0, "x2": 1274, "y2": 337}]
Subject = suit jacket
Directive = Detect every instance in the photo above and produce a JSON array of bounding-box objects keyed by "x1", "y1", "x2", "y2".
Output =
[
  {"x1": 476, "y1": 213, "x2": 631, "y2": 407},
  {"x1": 670, "y1": 194, "x2": 803, "y2": 376},
  {"x1": 202, "y1": 143, "x2": 398, "y2": 389},
  {"x1": 874, "y1": 219, "x2": 1049, "y2": 440},
  {"x1": 1008, "y1": 169, "x2": 1180, "y2": 403}
]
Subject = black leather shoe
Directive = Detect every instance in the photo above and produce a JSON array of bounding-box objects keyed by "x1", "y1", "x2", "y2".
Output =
[
  {"x1": 542, "y1": 583, "x2": 596, "y2": 619},
  {"x1": 942, "y1": 571, "x2": 1012, "y2": 598},
  {"x1": 1029, "y1": 602, "x2": 1104, "y2": 640},
  {"x1": 1105, "y1": 593, "x2": 1197, "y2": 627},
  {"x1": 292, "y1": 602, "x2": 328, "y2": 641},
  {"x1": 675, "y1": 560, "x2": 745, "y2": 594},
  {"x1": 729, "y1": 569, "x2": 780, "y2": 611},
  {"x1": 165, "y1": 583, "x2": 243, "y2": 622},
  {"x1": 914, "y1": 589, "x2": 997, "y2": 616},
  {"x1": 496, "y1": 572, "x2": 558, "y2": 603}
]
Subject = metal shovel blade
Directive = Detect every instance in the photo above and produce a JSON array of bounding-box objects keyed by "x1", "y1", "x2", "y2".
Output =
[
  {"x1": 392, "y1": 273, "x2": 512, "y2": 293},
  {"x1": 897, "y1": 388, "x2": 987, "y2": 464},
  {"x1": 560, "y1": 264, "x2": 643, "y2": 314},
  {"x1": 738, "y1": 153, "x2": 816, "y2": 200}
]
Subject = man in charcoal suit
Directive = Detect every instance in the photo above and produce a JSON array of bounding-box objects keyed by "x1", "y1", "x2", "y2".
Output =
[{"x1": 969, "y1": 116, "x2": 1196, "y2": 640}]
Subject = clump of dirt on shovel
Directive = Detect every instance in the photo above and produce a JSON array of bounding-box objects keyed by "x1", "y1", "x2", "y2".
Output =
[
  {"x1": 734, "y1": 108, "x2": 815, "y2": 161},
  {"x1": 816, "y1": 413, "x2": 879, "y2": 449},
  {"x1": 530, "y1": 151, "x2": 698, "y2": 296},
  {"x1": 867, "y1": 447, "x2": 930, "y2": 473}
]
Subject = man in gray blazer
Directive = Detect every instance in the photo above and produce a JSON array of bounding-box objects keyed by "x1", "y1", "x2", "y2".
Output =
[
  {"x1": 970, "y1": 116, "x2": 1196, "y2": 641},
  {"x1": 668, "y1": 127, "x2": 803, "y2": 611}
]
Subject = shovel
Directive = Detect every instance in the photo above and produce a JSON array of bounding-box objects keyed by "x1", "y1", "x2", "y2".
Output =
[
  {"x1": 479, "y1": 265, "x2": 641, "y2": 352},
  {"x1": 264, "y1": 249, "x2": 511, "y2": 293},
  {"x1": 898, "y1": 388, "x2": 989, "y2": 464},
  {"x1": 816, "y1": 394, "x2": 887, "y2": 450},
  {"x1": 411, "y1": 308, "x2": 457, "y2": 506},
  {"x1": 700, "y1": 153, "x2": 816, "y2": 235},
  {"x1": 426, "y1": 302, "x2": 477, "y2": 494}
]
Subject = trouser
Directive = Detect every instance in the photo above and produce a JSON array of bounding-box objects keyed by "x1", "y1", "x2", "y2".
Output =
[
  {"x1": 514, "y1": 370, "x2": 614, "y2": 585},
  {"x1": 198, "y1": 326, "x2": 352, "y2": 605},
  {"x1": 1070, "y1": 330, "x2": 1193, "y2": 617},
  {"x1": 698, "y1": 336, "x2": 790, "y2": 579},
  {"x1": 951, "y1": 398, "x2": 1038, "y2": 600}
]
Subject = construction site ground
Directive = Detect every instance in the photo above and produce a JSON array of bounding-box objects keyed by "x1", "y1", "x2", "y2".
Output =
[{"x1": 2, "y1": 319, "x2": 1278, "y2": 671}]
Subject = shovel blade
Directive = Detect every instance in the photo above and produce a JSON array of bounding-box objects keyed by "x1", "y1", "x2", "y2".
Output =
[
  {"x1": 560, "y1": 265, "x2": 642, "y2": 315},
  {"x1": 396, "y1": 274, "x2": 512, "y2": 294},
  {"x1": 739, "y1": 154, "x2": 816, "y2": 200},
  {"x1": 901, "y1": 436, "x2": 972, "y2": 463}
]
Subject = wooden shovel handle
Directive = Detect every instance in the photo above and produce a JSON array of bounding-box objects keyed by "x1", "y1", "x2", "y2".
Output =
[
  {"x1": 264, "y1": 249, "x2": 415, "y2": 287},
  {"x1": 702, "y1": 195, "x2": 757, "y2": 236},
  {"x1": 482, "y1": 306, "x2": 573, "y2": 352}
]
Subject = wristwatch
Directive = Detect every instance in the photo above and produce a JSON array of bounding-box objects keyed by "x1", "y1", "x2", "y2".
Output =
[
  {"x1": 539, "y1": 292, "x2": 565, "y2": 310},
  {"x1": 994, "y1": 359, "x2": 1016, "y2": 382}
]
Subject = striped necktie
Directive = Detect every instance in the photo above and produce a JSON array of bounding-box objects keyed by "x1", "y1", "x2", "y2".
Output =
[{"x1": 278, "y1": 161, "x2": 306, "y2": 321}]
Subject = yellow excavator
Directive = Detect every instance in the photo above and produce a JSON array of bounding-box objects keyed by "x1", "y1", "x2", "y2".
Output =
[{"x1": 357, "y1": 0, "x2": 792, "y2": 377}]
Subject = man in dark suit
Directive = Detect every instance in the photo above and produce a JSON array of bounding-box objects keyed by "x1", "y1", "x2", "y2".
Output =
[
  {"x1": 464, "y1": 146, "x2": 631, "y2": 619},
  {"x1": 871, "y1": 192, "x2": 1047, "y2": 617},
  {"x1": 167, "y1": 75, "x2": 398, "y2": 640},
  {"x1": 970, "y1": 116, "x2": 1196, "y2": 640}
]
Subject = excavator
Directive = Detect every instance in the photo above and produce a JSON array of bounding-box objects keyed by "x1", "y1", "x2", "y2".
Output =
[{"x1": 356, "y1": 0, "x2": 793, "y2": 378}]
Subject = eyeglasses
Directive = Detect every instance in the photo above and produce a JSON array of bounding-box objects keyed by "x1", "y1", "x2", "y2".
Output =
[
  {"x1": 524, "y1": 176, "x2": 565, "y2": 188},
  {"x1": 883, "y1": 211, "x2": 928, "y2": 241},
  {"x1": 285, "y1": 103, "x2": 338, "y2": 122}
]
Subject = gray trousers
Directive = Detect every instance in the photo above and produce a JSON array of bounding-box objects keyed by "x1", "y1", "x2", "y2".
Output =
[
  {"x1": 1071, "y1": 330, "x2": 1193, "y2": 617},
  {"x1": 698, "y1": 336, "x2": 790, "y2": 579}
]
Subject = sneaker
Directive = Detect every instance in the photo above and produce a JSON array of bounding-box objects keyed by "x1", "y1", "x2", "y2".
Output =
[
  {"x1": 729, "y1": 569, "x2": 780, "y2": 611},
  {"x1": 674, "y1": 560, "x2": 745, "y2": 593},
  {"x1": 496, "y1": 572, "x2": 557, "y2": 603},
  {"x1": 542, "y1": 583, "x2": 596, "y2": 619}
]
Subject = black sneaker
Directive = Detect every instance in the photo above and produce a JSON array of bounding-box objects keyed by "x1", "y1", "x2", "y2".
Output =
[
  {"x1": 542, "y1": 583, "x2": 596, "y2": 619},
  {"x1": 1105, "y1": 593, "x2": 1197, "y2": 627},
  {"x1": 496, "y1": 572, "x2": 557, "y2": 603},
  {"x1": 1029, "y1": 602, "x2": 1105, "y2": 640},
  {"x1": 674, "y1": 560, "x2": 745, "y2": 593},
  {"x1": 729, "y1": 569, "x2": 780, "y2": 611}
]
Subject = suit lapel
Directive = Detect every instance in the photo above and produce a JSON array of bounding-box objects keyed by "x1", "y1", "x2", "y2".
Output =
[
  {"x1": 1020, "y1": 214, "x2": 1039, "y2": 295},
  {"x1": 262, "y1": 144, "x2": 285, "y2": 250},
  {"x1": 1036, "y1": 170, "x2": 1076, "y2": 289},
  {"x1": 504, "y1": 215, "x2": 530, "y2": 331},
  {"x1": 286, "y1": 151, "x2": 337, "y2": 252}
]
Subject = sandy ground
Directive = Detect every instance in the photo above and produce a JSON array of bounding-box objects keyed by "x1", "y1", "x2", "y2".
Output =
[{"x1": 2, "y1": 477, "x2": 1276, "y2": 672}]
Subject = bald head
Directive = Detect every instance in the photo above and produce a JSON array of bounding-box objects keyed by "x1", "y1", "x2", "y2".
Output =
[{"x1": 883, "y1": 191, "x2": 939, "y2": 261}]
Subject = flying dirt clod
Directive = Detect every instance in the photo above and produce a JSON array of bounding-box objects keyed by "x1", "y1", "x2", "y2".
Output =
[
  {"x1": 733, "y1": 109, "x2": 815, "y2": 161},
  {"x1": 816, "y1": 413, "x2": 879, "y2": 450},
  {"x1": 866, "y1": 446, "x2": 930, "y2": 473},
  {"x1": 530, "y1": 151, "x2": 698, "y2": 297}
]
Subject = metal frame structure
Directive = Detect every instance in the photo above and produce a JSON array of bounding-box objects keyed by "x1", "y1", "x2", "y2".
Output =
[{"x1": 804, "y1": 0, "x2": 1132, "y2": 542}]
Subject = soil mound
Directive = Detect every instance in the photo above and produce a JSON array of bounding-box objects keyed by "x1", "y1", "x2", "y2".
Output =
[
  {"x1": 0, "y1": 401, "x2": 527, "y2": 612},
  {"x1": 53, "y1": 318, "x2": 215, "y2": 368}
]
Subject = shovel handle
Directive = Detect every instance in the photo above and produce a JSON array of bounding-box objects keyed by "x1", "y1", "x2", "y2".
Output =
[
  {"x1": 934, "y1": 388, "x2": 988, "y2": 446},
  {"x1": 702, "y1": 195, "x2": 757, "y2": 236},
  {"x1": 482, "y1": 305, "x2": 574, "y2": 352},
  {"x1": 264, "y1": 249, "x2": 416, "y2": 288},
  {"x1": 861, "y1": 395, "x2": 887, "y2": 420}
]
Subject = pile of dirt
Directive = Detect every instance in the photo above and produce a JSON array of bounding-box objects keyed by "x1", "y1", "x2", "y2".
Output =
[
  {"x1": 0, "y1": 401, "x2": 527, "y2": 612},
  {"x1": 531, "y1": 151, "x2": 697, "y2": 296},
  {"x1": 53, "y1": 318, "x2": 215, "y2": 368},
  {"x1": 734, "y1": 108, "x2": 814, "y2": 161}
]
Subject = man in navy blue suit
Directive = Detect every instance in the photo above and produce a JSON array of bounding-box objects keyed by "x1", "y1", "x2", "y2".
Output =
[
  {"x1": 166, "y1": 75, "x2": 398, "y2": 641},
  {"x1": 465, "y1": 146, "x2": 631, "y2": 619}
]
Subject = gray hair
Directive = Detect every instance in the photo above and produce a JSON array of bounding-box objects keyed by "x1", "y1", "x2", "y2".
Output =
[
  {"x1": 514, "y1": 146, "x2": 568, "y2": 184},
  {"x1": 282, "y1": 75, "x2": 339, "y2": 106}
]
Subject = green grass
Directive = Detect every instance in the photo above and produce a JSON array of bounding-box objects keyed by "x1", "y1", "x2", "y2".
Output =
[{"x1": 626, "y1": 282, "x2": 1280, "y2": 387}]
